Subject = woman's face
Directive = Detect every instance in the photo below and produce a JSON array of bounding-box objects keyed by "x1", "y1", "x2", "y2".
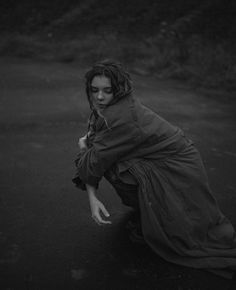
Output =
[{"x1": 90, "y1": 75, "x2": 114, "y2": 109}]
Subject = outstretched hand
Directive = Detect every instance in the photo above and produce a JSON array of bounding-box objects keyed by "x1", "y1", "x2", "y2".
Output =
[{"x1": 89, "y1": 195, "x2": 112, "y2": 225}]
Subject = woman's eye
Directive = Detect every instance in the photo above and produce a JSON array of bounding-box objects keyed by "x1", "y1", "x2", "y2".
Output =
[
  {"x1": 91, "y1": 87, "x2": 112, "y2": 94},
  {"x1": 91, "y1": 88, "x2": 98, "y2": 93},
  {"x1": 104, "y1": 88, "x2": 112, "y2": 94}
]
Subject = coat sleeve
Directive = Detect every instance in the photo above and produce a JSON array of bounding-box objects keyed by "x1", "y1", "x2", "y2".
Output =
[{"x1": 72, "y1": 121, "x2": 141, "y2": 190}]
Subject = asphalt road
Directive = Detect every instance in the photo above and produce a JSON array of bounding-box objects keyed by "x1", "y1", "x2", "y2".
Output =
[{"x1": 0, "y1": 57, "x2": 236, "y2": 290}]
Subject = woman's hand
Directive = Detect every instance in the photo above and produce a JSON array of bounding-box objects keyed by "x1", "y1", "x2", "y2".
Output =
[
  {"x1": 78, "y1": 135, "x2": 88, "y2": 151},
  {"x1": 89, "y1": 195, "x2": 111, "y2": 225}
]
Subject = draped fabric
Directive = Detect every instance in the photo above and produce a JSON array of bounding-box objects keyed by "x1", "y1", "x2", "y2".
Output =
[
  {"x1": 72, "y1": 94, "x2": 236, "y2": 278},
  {"x1": 129, "y1": 153, "x2": 236, "y2": 278}
]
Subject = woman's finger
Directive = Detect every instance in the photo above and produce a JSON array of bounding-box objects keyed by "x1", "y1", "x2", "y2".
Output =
[
  {"x1": 100, "y1": 204, "x2": 110, "y2": 218},
  {"x1": 97, "y1": 213, "x2": 112, "y2": 224},
  {"x1": 94, "y1": 212, "x2": 111, "y2": 225},
  {"x1": 92, "y1": 215, "x2": 101, "y2": 226}
]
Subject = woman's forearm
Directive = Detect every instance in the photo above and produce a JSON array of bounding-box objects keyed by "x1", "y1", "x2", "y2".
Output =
[{"x1": 86, "y1": 184, "x2": 97, "y2": 201}]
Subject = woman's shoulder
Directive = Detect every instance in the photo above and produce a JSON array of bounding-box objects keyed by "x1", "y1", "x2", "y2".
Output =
[{"x1": 101, "y1": 95, "x2": 136, "y2": 129}]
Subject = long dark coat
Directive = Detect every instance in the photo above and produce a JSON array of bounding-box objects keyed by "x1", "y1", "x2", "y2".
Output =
[{"x1": 73, "y1": 94, "x2": 236, "y2": 278}]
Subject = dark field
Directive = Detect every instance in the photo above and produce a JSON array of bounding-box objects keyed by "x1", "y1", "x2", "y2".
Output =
[{"x1": 0, "y1": 0, "x2": 236, "y2": 90}]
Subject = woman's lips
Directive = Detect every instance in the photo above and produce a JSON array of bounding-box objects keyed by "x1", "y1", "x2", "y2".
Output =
[{"x1": 97, "y1": 103, "x2": 106, "y2": 108}]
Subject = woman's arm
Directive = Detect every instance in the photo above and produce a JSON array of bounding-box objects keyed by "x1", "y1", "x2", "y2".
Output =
[
  {"x1": 86, "y1": 184, "x2": 111, "y2": 225},
  {"x1": 75, "y1": 121, "x2": 141, "y2": 188},
  {"x1": 73, "y1": 118, "x2": 141, "y2": 224},
  {"x1": 78, "y1": 133, "x2": 111, "y2": 225}
]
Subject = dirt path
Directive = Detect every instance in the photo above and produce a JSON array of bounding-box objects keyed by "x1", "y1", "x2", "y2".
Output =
[{"x1": 0, "y1": 57, "x2": 236, "y2": 289}]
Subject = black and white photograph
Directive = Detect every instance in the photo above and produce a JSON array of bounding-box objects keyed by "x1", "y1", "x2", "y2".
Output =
[{"x1": 0, "y1": 1, "x2": 236, "y2": 289}]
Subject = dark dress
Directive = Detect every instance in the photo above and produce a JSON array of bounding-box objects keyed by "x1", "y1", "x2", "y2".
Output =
[{"x1": 73, "y1": 94, "x2": 236, "y2": 278}]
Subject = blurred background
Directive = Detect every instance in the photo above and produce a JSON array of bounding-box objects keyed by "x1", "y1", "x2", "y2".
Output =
[{"x1": 0, "y1": 0, "x2": 236, "y2": 90}]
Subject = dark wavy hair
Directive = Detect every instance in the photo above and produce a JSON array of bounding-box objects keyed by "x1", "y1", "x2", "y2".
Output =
[{"x1": 85, "y1": 59, "x2": 133, "y2": 109}]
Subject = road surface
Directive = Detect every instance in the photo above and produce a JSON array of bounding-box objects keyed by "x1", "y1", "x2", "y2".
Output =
[{"x1": 0, "y1": 57, "x2": 236, "y2": 289}]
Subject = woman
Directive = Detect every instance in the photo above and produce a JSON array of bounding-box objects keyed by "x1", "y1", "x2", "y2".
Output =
[{"x1": 73, "y1": 60, "x2": 236, "y2": 278}]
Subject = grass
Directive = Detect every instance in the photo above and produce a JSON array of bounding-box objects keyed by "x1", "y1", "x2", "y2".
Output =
[
  {"x1": 0, "y1": 31, "x2": 235, "y2": 91},
  {"x1": 0, "y1": 0, "x2": 235, "y2": 91}
]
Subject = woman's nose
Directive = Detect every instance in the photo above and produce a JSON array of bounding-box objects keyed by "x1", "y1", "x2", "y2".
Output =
[{"x1": 97, "y1": 90, "x2": 104, "y2": 100}]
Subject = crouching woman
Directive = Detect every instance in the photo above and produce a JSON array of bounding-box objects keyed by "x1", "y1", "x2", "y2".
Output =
[{"x1": 73, "y1": 60, "x2": 236, "y2": 279}]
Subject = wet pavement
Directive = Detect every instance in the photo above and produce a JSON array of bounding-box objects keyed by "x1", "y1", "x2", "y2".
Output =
[{"x1": 0, "y1": 57, "x2": 236, "y2": 289}]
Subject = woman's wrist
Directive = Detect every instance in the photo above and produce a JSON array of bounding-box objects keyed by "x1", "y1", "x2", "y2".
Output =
[{"x1": 86, "y1": 184, "x2": 97, "y2": 200}]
